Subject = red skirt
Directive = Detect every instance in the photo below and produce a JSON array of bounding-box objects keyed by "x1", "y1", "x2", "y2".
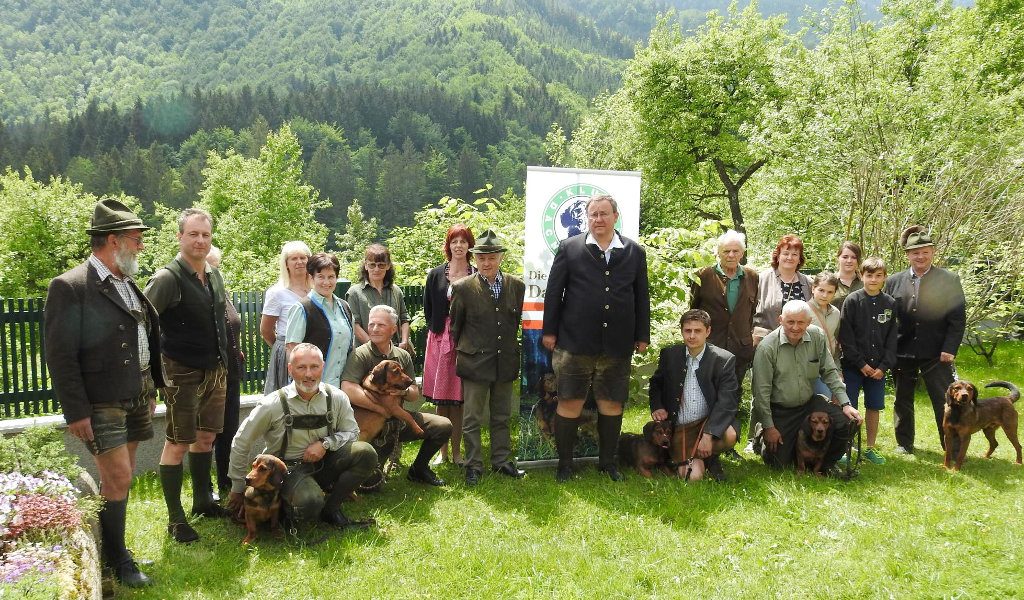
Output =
[{"x1": 421, "y1": 317, "x2": 462, "y2": 404}]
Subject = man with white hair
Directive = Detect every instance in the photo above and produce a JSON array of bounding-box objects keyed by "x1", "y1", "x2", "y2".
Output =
[
  {"x1": 341, "y1": 305, "x2": 452, "y2": 486},
  {"x1": 690, "y1": 229, "x2": 759, "y2": 387},
  {"x1": 751, "y1": 300, "x2": 862, "y2": 472}
]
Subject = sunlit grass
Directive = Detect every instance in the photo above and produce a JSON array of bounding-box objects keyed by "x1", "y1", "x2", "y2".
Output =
[{"x1": 119, "y1": 343, "x2": 1024, "y2": 599}]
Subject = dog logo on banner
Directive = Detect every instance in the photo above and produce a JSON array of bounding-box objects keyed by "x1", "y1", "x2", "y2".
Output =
[{"x1": 542, "y1": 183, "x2": 621, "y2": 254}]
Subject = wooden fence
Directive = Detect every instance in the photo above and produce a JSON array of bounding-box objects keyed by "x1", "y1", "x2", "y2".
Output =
[{"x1": 0, "y1": 284, "x2": 426, "y2": 419}]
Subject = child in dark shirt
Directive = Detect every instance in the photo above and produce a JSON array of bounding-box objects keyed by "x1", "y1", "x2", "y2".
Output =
[{"x1": 837, "y1": 257, "x2": 897, "y2": 465}]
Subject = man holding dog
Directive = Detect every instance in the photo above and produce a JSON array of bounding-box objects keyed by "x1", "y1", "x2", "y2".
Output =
[
  {"x1": 341, "y1": 305, "x2": 452, "y2": 486},
  {"x1": 449, "y1": 229, "x2": 526, "y2": 485},
  {"x1": 883, "y1": 225, "x2": 966, "y2": 455},
  {"x1": 543, "y1": 194, "x2": 651, "y2": 483},
  {"x1": 45, "y1": 198, "x2": 161, "y2": 587},
  {"x1": 227, "y1": 343, "x2": 377, "y2": 529},
  {"x1": 143, "y1": 208, "x2": 230, "y2": 543},
  {"x1": 649, "y1": 309, "x2": 740, "y2": 481},
  {"x1": 751, "y1": 300, "x2": 861, "y2": 472}
]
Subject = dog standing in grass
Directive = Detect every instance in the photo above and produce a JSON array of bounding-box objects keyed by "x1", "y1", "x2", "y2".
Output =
[{"x1": 942, "y1": 380, "x2": 1022, "y2": 471}]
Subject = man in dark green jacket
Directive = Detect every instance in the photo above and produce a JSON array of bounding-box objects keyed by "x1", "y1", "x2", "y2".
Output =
[{"x1": 450, "y1": 229, "x2": 526, "y2": 486}]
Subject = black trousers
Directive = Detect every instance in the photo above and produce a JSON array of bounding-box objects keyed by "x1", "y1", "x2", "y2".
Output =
[
  {"x1": 892, "y1": 357, "x2": 956, "y2": 451},
  {"x1": 214, "y1": 377, "x2": 241, "y2": 491},
  {"x1": 761, "y1": 395, "x2": 851, "y2": 470}
]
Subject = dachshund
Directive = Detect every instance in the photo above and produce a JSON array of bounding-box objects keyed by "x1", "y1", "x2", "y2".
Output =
[
  {"x1": 943, "y1": 380, "x2": 1022, "y2": 471},
  {"x1": 795, "y1": 410, "x2": 833, "y2": 475},
  {"x1": 242, "y1": 454, "x2": 287, "y2": 545},
  {"x1": 534, "y1": 372, "x2": 559, "y2": 436},
  {"x1": 354, "y1": 359, "x2": 423, "y2": 442},
  {"x1": 618, "y1": 420, "x2": 673, "y2": 478}
]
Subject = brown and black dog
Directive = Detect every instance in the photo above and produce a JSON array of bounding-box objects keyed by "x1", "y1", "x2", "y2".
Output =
[
  {"x1": 795, "y1": 411, "x2": 833, "y2": 475},
  {"x1": 618, "y1": 420, "x2": 673, "y2": 477},
  {"x1": 354, "y1": 359, "x2": 422, "y2": 442},
  {"x1": 534, "y1": 373, "x2": 559, "y2": 437},
  {"x1": 942, "y1": 380, "x2": 1022, "y2": 471},
  {"x1": 241, "y1": 454, "x2": 287, "y2": 545}
]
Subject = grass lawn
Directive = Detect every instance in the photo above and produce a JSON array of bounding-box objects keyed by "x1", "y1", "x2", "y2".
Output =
[{"x1": 121, "y1": 344, "x2": 1024, "y2": 599}]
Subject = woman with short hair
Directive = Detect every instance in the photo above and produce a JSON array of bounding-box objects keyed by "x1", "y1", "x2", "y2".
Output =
[
  {"x1": 754, "y1": 234, "x2": 812, "y2": 333},
  {"x1": 285, "y1": 252, "x2": 354, "y2": 387},
  {"x1": 260, "y1": 241, "x2": 311, "y2": 394}
]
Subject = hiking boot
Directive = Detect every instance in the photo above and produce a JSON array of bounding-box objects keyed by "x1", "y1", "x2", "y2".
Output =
[{"x1": 864, "y1": 448, "x2": 887, "y2": 465}]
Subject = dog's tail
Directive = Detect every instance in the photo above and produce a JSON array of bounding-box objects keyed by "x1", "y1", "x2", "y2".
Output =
[{"x1": 985, "y1": 381, "x2": 1020, "y2": 403}]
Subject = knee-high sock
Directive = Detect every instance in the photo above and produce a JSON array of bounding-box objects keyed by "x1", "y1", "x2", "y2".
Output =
[
  {"x1": 159, "y1": 464, "x2": 186, "y2": 523},
  {"x1": 187, "y1": 451, "x2": 215, "y2": 509},
  {"x1": 554, "y1": 414, "x2": 579, "y2": 465},
  {"x1": 99, "y1": 498, "x2": 130, "y2": 566},
  {"x1": 597, "y1": 413, "x2": 623, "y2": 468}
]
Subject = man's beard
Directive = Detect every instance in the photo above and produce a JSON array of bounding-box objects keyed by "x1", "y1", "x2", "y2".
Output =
[
  {"x1": 295, "y1": 380, "x2": 319, "y2": 395},
  {"x1": 114, "y1": 245, "x2": 139, "y2": 277}
]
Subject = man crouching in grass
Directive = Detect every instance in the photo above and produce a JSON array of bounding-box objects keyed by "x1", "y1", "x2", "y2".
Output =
[
  {"x1": 649, "y1": 309, "x2": 740, "y2": 481},
  {"x1": 751, "y1": 300, "x2": 862, "y2": 473},
  {"x1": 227, "y1": 343, "x2": 377, "y2": 530}
]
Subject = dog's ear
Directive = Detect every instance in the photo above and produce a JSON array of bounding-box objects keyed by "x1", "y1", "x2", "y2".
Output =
[
  {"x1": 968, "y1": 383, "x2": 978, "y2": 405},
  {"x1": 369, "y1": 364, "x2": 388, "y2": 387},
  {"x1": 270, "y1": 461, "x2": 286, "y2": 488},
  {"x1": 642, "y1": 421, "x2": 655, "y2": 438},
  {"x1": 946, "y1": 384, "x2": 957, "y2": 405}
]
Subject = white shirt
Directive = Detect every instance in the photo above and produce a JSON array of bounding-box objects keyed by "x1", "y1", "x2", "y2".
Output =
[
  {"x1": 585, "y1": 232, "x2": 625, "y2": 264},
  {"x1": 678, "y1": 344, "x2": 710, "y2": 426}
]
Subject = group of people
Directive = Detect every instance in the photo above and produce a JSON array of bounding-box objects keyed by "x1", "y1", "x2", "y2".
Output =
[
  {"x1": 43, "y1": 194, "x2": 965, "y2": 589},
  {"x1": 686, "y1": 227, "x2": 965, "y2": 476}
]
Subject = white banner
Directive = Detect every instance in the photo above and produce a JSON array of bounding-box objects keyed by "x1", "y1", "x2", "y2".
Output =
[{"x1": 518, "y1": 166, "x2": 641, "y2": 462}]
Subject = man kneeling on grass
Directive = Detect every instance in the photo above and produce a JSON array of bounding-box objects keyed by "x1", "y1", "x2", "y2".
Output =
[
  {"x1": 227, "y1": 343, "x2": 377, "y2": 530},
  {"x1": 648, "y1": 309, "x2": 739, "y2": 481},
  {"x1": 751, "y1": 300, "x2": 862, "y2": 473}
]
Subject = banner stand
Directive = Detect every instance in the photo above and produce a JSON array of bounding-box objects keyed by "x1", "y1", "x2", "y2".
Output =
[{"x1": 516, "y1": 166, "x2": 642, "y2": 466}]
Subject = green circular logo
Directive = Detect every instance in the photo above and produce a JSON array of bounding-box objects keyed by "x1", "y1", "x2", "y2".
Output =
[{"x1": 542, "y1": 183, "x2": 619, "y2": 254}]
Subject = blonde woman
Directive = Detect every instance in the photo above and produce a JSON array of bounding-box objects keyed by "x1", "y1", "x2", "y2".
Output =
[{"x1": 260, "y1": 241, "x2": 311, "y2": 394}]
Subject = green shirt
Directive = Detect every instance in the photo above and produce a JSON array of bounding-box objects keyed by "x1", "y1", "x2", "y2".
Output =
[
  {"x1": 341, "y1": 340, "x2": 415, "y2": 384},
  {"x1": 715, "y1": 262, "x2": 745, "y2": 313},
  {"x1": 345, "y1": 282, "x2": 409, "y2": 344},
  {"x1": 751, "y1": 325, "x2": 850, "y2": 429}
]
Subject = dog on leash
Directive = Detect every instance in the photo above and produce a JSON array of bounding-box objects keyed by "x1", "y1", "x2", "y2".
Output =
[
  {"x1": 795, "y1": 411, "x2": 833, "y2": 475},
  {"x1": 617, "y1": 420, "x2": 673, "y2": 477},
  {"x1": 241, "y1": 454, "x2": 287, "y2": 544},
  {"x1": 354, "y1": 359, "x2": 422, "y2": 442},
  {"x1": 942, "y1": 380, "x2": 1022, "y2": 471}
]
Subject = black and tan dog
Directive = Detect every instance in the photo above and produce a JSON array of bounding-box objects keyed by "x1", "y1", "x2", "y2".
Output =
[
  {"x1": 241, "y1": 454, "x2": 287, "y2": 545},
  {"x1": 618, "y1": 420, "x2": 673, "y2": 478},
  {"x1": 795, "y1": 411, "x2": 833, "y2": 475},
  {"x1": 354, "y1": 359, "x2": 422, "y2": 441},
  {"x1": 942, "y1": 380, "x2": 1022, "y2": 471},
  {"x1": 534, "y1": 372, "x2": 559, "y2": 437}
]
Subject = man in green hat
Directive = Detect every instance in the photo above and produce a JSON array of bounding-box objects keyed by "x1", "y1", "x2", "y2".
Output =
[
  {"x1": 450, "y1": 229, "x2": 527, "y2": 485},
  {"x1": 883, "y1": 225, "x2": 966, "y2": 455},
  {"x1": 144, "y1": 208, "x2": 230, "y2": 543},
  {"x1": 44, "y1": 198, "x2": 160, "y2": 587}
]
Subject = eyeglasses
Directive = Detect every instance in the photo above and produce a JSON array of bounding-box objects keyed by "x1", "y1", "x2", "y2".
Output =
[
  {"x1": 364, "y1": 262, "x2": 389, "y2": 270},
  {"x1": 119, "y1": 234, "x2": 144, "y2": 245}
]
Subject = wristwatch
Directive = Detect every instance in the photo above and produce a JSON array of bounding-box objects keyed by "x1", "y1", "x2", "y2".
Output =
[{"x1": 321, "y1": 437, "x2": 335, "y2": 451}]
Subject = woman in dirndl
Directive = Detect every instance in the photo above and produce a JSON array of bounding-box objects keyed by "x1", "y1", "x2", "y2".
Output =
[
  {"x1": 260, "y1": 240, "x2": 311, "y2": 394},
  {"x1": 421, "y1": 225, "x2": 476, "y2": 465}
]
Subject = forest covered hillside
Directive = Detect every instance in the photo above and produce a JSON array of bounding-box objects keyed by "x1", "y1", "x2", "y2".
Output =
[{"x1": 0, "y1": 0, "x2": 877, "y2": 124}]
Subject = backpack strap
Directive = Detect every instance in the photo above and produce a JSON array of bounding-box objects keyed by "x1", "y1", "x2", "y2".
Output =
[{"x1": 277, "y1": 389, "x2": 292, "y2": 459}]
